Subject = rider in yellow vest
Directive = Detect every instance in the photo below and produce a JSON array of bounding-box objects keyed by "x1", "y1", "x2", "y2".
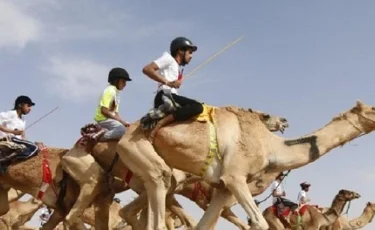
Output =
[{"x1": 94, "y1": 67, "x2": 132, "y2": 140}]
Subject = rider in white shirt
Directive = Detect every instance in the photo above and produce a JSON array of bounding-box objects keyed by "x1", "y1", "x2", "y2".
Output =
[
  {"x1": 0, "y1": 95, "x2": 38, "y2": 156},
  {"x1": 297, "y1": 181, "x2": 311, "y2": 206}
]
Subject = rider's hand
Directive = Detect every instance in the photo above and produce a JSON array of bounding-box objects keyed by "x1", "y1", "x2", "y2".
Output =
[
  {"x1": 165, "y1": 81, "x2": 175, "y2": 88},
  {"x1": 121, "y1": 120, "x2": 130, "y2": 127},
  {"x1": 172, "y1": 80, "x2": 182, "y2": 88},
  {"x1": 12, "y1": 129, "x2": 23, "y2": 136}
]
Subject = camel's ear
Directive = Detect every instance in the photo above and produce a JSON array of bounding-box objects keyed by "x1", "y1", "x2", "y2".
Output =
[
  {"x1": 262, "y1": 114, "x2": 271, "y2": 119},
  {"x1": 356, "y1": 100, "x2": 365, "y2": 110},
  {"x1": 248, "y1": 108, "x2": 253, "y2": 113}
]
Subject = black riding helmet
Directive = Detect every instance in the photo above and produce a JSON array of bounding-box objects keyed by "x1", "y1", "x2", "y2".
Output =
[
  {"x1": 15, "y1": 95, "x2": 35, "y2": 106},
  {"x1": 170, "y1": 37, "x2": 198, "y2": 57},
  {"x1": 108, "y1": 67, "x2": 132, "y2": 84}
]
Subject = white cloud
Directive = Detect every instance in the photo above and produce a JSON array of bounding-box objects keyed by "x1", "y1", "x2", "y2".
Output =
[
  {"x1": 41, "y1": 56, "x2": 110, "y2": 102},
  {"x1": 0, "y1": 1, "x2": 40, "y2": 49}
]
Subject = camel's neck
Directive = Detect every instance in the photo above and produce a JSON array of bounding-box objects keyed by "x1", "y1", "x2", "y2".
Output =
[
  {"x1": 7, "y1": 189, "x2": 24, "y2": 202},
  {"x1": 323, "y1": 197, "x2": 348, "y2": 224},
  {"x1": 269, "y1": 117, "x2": 362, "y2": 170},
  {"x1": 14, "y1": 199, "x2": 42, "y2": 225},
  {"x1": 348, "y1": 207, "x2": 375, "y2": 228}
]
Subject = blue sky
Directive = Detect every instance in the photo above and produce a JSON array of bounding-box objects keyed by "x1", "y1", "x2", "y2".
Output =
[{"x1": 2, "y1": 0, "x2": 375, "y2": 229}]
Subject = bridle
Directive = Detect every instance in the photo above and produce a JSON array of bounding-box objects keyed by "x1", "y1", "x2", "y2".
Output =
[{"x1": 341, "y1": 110, "x2": 375, "y2": 136}]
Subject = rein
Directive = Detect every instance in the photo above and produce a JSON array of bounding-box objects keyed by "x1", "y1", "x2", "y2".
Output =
[
  {"x1": 342, "y1": 111, "x2": 375, "y2": 138},
  {"x1": 255, "y1": 170, "x2": 291, "y2": 206}
]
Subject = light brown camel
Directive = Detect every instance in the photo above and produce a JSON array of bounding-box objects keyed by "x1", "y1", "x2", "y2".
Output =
[
  {"x1": 0, "y1": 197, "x2": 43, "y2": 230},
  {"x1": 172, "y1": 170, "x2": 286, "y2": 230},
  {"x1": 60, "y1": 109, "x2": 289, "y2": 229},
  {"x1": 115, "y1": 100, "x2": 375, "y2": 230},
  {"x1": 321, "y1": 202, "x2": 375, "y2": 230},
  {"x1": 263, "y1": 189, "x2": 361, "y2": 229}
]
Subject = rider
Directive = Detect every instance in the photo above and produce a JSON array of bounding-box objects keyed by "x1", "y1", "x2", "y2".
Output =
[
  {"x1": 271, "y1": 172, "x2": 298, "y2": 228},
  {"x1": 94, "y1": 67, "x2": 132, "y2": 141},
  {"x1": 297, "y1": 181, "x2": 311, "y2": 206},
  {"x1": 0, "y1": 95, "x2": 39, "y2": 155},
  {"x1": 142, "y1": 36, "x2": 204, "y2": 142}
]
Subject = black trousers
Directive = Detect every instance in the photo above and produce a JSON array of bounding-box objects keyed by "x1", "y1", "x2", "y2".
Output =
[
  {"x1": 154, "y1": 91, "x2": 204, "y2": 121},
  {"x1": 275, "y1": 197, "x2": 298, "y2": 211}
]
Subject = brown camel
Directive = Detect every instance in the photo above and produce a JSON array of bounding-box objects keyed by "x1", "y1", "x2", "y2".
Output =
[
  {"x1": 60, "y1": 109, "x2": 289, "y2": 229},
  {"x1": 115, "y1": 100, "x2": 375, "y2": 230},
  {"x1": 0, "y1": 197, "x2": 43, "y2": 230},
  {"x1": 321, "y1": 201, "x2": 375, "y2": 230},
  {"x1": 0, "y1": 147, "x2": 91, "y2": 230},
  {"x1": 263, "y1": 189, "x2": 361, "y2": 229}
]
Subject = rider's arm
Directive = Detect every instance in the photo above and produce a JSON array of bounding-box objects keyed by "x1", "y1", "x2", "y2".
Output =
[
  {"x1": 100, "y1": 107, "x2": 118, "y2": 120},
  {"x1": 143, "y1": 62, "x2": 169, "y2": 85},
  {"x1": 143, "y1": 53, "x2": 176, "y2": 86},
  {"x1": 300, "y1": 196, "x2": 310, "y2": 204},
  {"x1": 0, "y1": 112, "x2": 20, "y2": 135},
  {"x1": 272, "y1": 189, "x2": 282, "y2": 197},
  {"x1": 0, "y1": 125, "x2": 19, "y2": 135}
]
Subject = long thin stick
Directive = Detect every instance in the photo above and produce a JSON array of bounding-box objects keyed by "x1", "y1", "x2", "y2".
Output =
[
  {"x1": 26, "y1": 106, "x2": 59, "y2": 130},
  {"x1": 184, "y1": 36, "x2": 245, "y2": 79}
]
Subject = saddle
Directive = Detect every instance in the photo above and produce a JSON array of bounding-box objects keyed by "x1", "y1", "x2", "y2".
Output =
[
  {"x1": 79, "y1": 123, "x2": 107, "y2": 153},
  {"x1": 0, "y1": 137, "x2": 41, "y2": 174},
  {"x1": 0, "y1": 138, "x2": 26, "y2": 163}
]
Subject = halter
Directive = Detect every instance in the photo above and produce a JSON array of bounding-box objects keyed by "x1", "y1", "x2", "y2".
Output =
[{"x1": 341, "y1": 109, "x2": 375, "y2": 136}]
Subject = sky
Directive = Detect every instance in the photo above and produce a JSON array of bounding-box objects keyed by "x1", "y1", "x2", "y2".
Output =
[{"x1": 2, "y1": 0, "x2": 375, "y2": 229}]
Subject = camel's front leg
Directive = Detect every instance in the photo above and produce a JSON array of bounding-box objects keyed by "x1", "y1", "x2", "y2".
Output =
[
  {"x1": 61, "y1": 152, "x2": 107, "y2": 227},
  {"x1": 0, "y1": 187, "x2": 9, "y2": 215},
  {"x1": 221, "y1": 208, "x2": 249, "y2": 230},
  {"x1": 144, "y1": 174, "x2": 171, "y2": 230},
  {"x1": 117, "y1": 135, "x2": 172, "y2": 230},
  {"x1": 93, "y1": 190, "x2": 115, "y2": 230},
  {"x1": 221, "y1": 175, "x2": 268, "y2": 230}
]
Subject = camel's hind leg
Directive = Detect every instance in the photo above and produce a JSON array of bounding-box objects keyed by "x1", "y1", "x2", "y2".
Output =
[
  {"x1": 221, "y1": 175, "x2": 268, "y2": 230},
  {"x1": 119, "y1": 192, "x2": 148, "y2": 230},
  {"x1": 221, "y1": 207, "x2": 249, "y2": 230},
  {"x1": 167, "y1": 195, "x2": 196, "y2": 228},
  {"x1": 195, "y1": 187, "x2": 236, "y2": 230},
  {"x1": 117, "y1": 134, "x2": 172, "y2": 230}
]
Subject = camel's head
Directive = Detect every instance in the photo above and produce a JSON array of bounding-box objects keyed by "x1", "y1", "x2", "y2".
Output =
[
  {"x1": 343, "y1": 100, "x2": 375, "y2": 133},
  {"x1": 337, "y1": 189, "x2": 361, "y2": 201},
  {"x1": 365, "y1": 202, "x2": 375, "y2": 213},
  {"x1": 248, "y1": 108, "x2": 289, "y2": 133}
]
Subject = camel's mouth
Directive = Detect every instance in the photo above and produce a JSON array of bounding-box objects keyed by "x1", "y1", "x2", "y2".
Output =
[{"x1": 352, "y1": 193, "x2": 361, "y2": 199}]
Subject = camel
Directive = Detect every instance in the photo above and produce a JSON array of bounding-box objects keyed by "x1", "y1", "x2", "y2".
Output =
[
  {"x1": 81, "y1": 198, "x2": 126, "y2": 229},
  {"x1": 59, "y1": 108, "x2": 289, "y2": 229},
  {"x1": 115, "y1": 100, "x2": 375, "y2": 230},
  {"x1": 0, "y1": 147, "x2": 94, "y2": 230},
  {"x1": 172, "y1": 169, "x2": 288, "y2": 230},
  {"x1": 0, "y1": 197, "x2": 43, "y2": 230},
  {"x1": 263, "y1": 189, "x2": 361, "y2": 229},
  {"x1": 321, "y1": 202, "x2": 375, "y2": 230}
]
